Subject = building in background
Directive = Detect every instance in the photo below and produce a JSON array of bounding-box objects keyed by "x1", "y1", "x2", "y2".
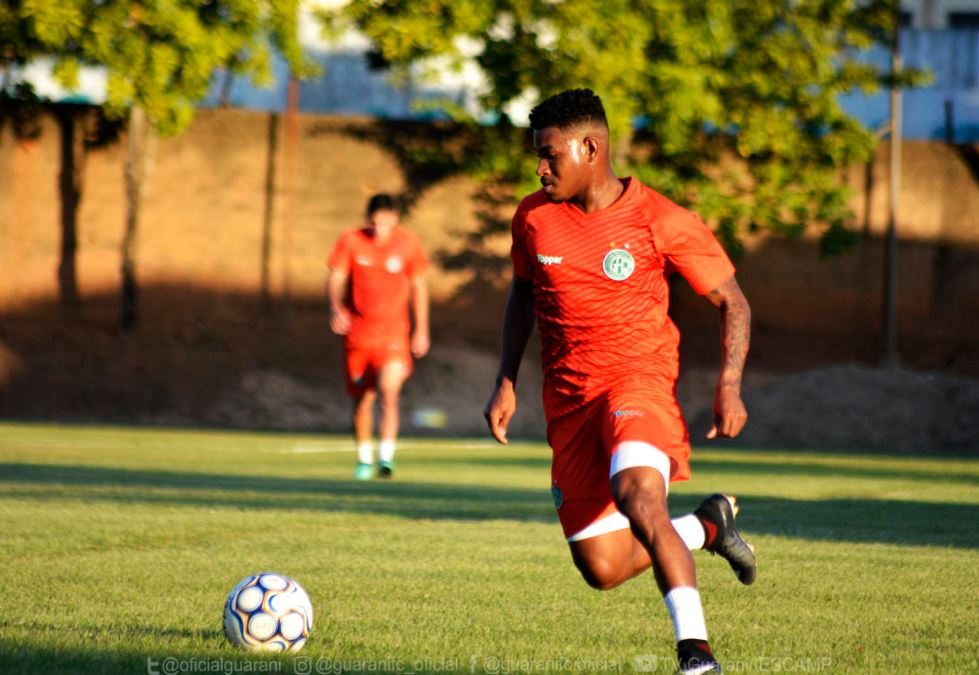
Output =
[
  {"x1": 839, "y1": 28, "x2": 979, "y2": 142},
  {"x1": 902, "y1": 0, "x2": 979, "y2": 29}
]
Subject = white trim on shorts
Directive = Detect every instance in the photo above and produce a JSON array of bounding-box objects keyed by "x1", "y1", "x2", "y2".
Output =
[
  {"x1": 566, "y1": 510, "x2": 631, "y2": 542},
  {"x1": 565, "y1": 441, "x2": 672, "y2": 542},
  {"x1": 609, "y1": 440, "x2": 671, "y2": 489}
]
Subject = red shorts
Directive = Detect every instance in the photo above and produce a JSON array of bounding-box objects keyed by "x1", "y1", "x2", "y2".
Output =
[
  {"x1": 344, "y1": 338, "x2": 412, "y2": 398},
  {"x1": 546, "y1": 386, "x2": 691, "y2": 539}
]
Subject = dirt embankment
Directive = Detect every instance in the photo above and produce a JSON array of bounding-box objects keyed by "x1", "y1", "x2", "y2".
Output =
[
  {"x1": 1, "y1": 288, "x2": 976, "y2": 454},
  {"x1": 206, "y1": 356, "x2": 979, "y2": 454}
]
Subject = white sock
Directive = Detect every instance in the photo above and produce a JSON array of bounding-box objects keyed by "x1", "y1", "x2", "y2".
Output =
[
  {"x1": 672, "y1": 514, "x2": 706, "y2": 550},
  {"x1": 356, "y1": 441, "x2": 374, "y2": 465},
  {"x1": 379, "y1": 439, "x2": 396, "y2": 463},
  {"x1": 663, "y1": 587, "x2": 709, "y2": 642}
]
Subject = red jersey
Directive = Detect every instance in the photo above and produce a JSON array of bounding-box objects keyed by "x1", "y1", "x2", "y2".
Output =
[
  {"x1": 328, "y1": 226, "x2": 428, "y2": 346},
  {"x1": 511, "y1": 177, "x2": 734, "y2": 421}
]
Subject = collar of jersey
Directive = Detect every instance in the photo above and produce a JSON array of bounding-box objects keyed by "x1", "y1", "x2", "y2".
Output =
[{"x1": 560, "y1": 176, "x2": 637, "y2": 220}]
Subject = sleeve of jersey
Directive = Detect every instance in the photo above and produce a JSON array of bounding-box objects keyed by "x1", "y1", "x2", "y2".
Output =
[
  {"x1": 660, "y1": 208, "x2": 735, "y2": 296},
  {"x1": 327, "y1": 231, "x2": 351, "y2": 272},
  {"x1": 407, "y1": 233, "x2": 429, "y2": 278},
  {"x1": 510, "y1": 206, "x2": 534, "y2": 281}
]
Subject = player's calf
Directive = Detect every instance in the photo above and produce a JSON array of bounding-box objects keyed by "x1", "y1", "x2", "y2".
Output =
[{"x1": 568, "y1": 528, "x2": 648, "y2": 591}]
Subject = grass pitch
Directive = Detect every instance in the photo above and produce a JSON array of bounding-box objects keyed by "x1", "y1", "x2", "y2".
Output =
[{"x1": 0, "y1": 422, "x2": 976, "y2": 674}]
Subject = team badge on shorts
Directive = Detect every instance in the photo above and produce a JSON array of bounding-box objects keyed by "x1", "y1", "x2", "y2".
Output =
[
  {"x1": 551, "y1": 483, "x2": 564, "y2": 509},
  {"x1": 602, "y1": 248, "x2": 635, "y2": 281}
]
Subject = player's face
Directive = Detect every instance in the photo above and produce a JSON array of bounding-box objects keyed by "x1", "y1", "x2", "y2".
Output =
[
  {"x1": 533, "y1": 126, "x2": 589, "y2": 202},
  {"x1": 367, "y1": 209, "x2": 399, "y2": 238}
]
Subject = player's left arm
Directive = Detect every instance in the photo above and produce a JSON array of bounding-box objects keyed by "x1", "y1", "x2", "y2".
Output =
[
  {"x1": 702, "y1": 274, "x2": 751, "y2": 438},
  {"x1": 409, "y1": 274, "x2": 430, "y2": 358}
]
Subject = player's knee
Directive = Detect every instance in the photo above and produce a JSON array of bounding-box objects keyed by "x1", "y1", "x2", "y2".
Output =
[
  {"x1": 612, "y1": 475, "x2": 668, "y2": 539},
  {"x1": 353, "y1": 396, "x2": 375, "y2": 416},
  {"x1": 378, "y1": 389, "x2": 400, "y2": 410},
  {"x1": 612, "y1": 485, "x2": 661, "y2": 522},
  {"x1": 612, "y1": 465, "x2": 665, "y2": 502}
]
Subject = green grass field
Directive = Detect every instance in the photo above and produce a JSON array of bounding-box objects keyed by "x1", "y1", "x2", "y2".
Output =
[{"x1": 0, "y1": 422, "x2": 976, "y2": 674}]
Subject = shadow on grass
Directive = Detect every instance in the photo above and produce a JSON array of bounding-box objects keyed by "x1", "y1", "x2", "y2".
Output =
[
  {"x1": 666, "y1": 493, "x2": 979, "y2": 550},
  {"x1": 0, "y1": 639, "x2": 296, "y2": 675},
  {"x1": 0, "y1": 618, "x2": 220, "y2": 641},
  {"x1": 689, "y1": 457, "x2": 979, "y2": 486},
  {"x1": 412, "y1": 455, "x2": 552, "y2": 470},
  {"x1": 421, "y1": 454, "x2": 979, "y2": 487},
  {"x1": 0, "y1": 462, "x2": 555, "y2": 523},
  {"x1": 2, "y1": 462, "x2": 977, "y2": 549}
]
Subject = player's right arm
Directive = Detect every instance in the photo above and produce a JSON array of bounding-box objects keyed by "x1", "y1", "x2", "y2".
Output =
[
  {"x1": 326, "y1": 267, "x2": 351, "y2": 335},
  {"x1": 326, "y1": 232, "x2": 354, "y2": 336},
  {"x1": 484, "y1": 277, "x2": 536, "y2": 445}
]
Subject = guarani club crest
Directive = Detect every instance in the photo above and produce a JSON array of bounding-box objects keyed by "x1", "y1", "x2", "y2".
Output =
[
  {"x1": 551, "y1": 483, "x2": 564, "y2": 509},
  {"x1": 602, "y1": 243, "x2": 635, "y2": 281}
]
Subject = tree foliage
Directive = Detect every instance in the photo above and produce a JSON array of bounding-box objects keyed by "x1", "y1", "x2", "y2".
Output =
[
  {"x1": 322, "y1": 0, "x2": 915, "y2": 254},
  {"x1": 3, "y1": 0, "x2": 309, "y2": 135},
  {"x1": 2, "y1": 1, "x2": 311, "y2": 328}
]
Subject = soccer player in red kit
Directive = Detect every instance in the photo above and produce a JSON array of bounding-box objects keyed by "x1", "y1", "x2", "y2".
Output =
[
  {"x1": 328, "y1": 194, "x2": 430, "y2": 480},
  {"x1": 484, "y1": 90, "x2": 754, "y2": 674}
]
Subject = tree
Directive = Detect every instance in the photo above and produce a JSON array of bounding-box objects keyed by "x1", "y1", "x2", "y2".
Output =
[
  {"x1": 4, "y1": 0, "x2": 309, "y2": 328},
  {"x1": 54, "y1": 102, "x2": 89, "y2": 310},
  {"x1": 2, "y1": 3, "x2": 85, "y2": 310},
  {"x1": 321, "y1": 0, "x2": 913, "y2": 256}
]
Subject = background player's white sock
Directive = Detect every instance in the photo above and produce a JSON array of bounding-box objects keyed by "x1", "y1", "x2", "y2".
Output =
[
  {"x1": 664, "y1": 586, "x2": 709, "y2": 641},
  {"x1": 379, "y1": 439, "x2": 396, "y2": 463},
  {"x1": 672, "y1": 514, "x2": 707, "y2": 550},
  {"x1": 357, "y1": 441, "x2": 374, "y2": 465}
]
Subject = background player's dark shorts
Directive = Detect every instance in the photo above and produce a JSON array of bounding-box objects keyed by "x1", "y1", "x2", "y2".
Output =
[{"x1": 546, "y1": 387, "x2": 691, "y2": 538}]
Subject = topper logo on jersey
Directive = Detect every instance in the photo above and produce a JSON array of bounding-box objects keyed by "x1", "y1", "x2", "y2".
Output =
[
  {"x1": 603, "y1": 248, "x2": 635, "y2": 281},
  {"x1": 537, "y1": 254, "x2": 563, "y2": 266}
]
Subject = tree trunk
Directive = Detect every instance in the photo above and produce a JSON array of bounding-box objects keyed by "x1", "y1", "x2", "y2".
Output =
[
  {"x1": 56, "y1": 105, "x2": 86, "y2": 311},
  {"x1": 220, "y1": 69, "x2": 235, "y2": 107},
  {"x1": 121, "y1": 105, "x2": 149, "y2": 331},
  {"x1": 882, "y1": 18, "x2": 902, "y2": 367},
  {"x1": 281, "y1": 75, "x2": 300, "y2": 325},
  {"x1": 261, "y1": 112, "x2": 279, "y2": 312}
]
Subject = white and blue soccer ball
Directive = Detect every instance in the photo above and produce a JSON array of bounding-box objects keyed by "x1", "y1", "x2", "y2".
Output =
[{"x1": 223, "y1": 572, "x2": 313, "y2": 652}]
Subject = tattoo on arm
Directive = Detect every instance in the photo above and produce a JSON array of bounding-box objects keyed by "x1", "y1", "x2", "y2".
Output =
[{"x1": 707, "y1": 276, "x2": 751, "y2": 388}]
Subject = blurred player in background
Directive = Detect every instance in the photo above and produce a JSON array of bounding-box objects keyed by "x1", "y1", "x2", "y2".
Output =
[
  {"x1": 484, "y1": 90, "x2": 755, "y2": 675},
  {"x1": 328, "y1": 193, "x2": 430, "y2": 480}
]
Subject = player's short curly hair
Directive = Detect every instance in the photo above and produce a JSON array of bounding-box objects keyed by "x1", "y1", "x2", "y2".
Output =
[
  {"x1": 529, "y1": 89, "x2": 608, "y2": 132},
  {"x1": 366, "y1": 193, "x2": 400, "y2": 216}
]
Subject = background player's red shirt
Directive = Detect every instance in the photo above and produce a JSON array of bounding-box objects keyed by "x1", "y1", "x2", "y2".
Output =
[
  {"x1": 328, "y1": 226, "x2": 428, "y2": 347},
  {"x1": 511, "y1": 177, "x2": 734, "y2": 421}
]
